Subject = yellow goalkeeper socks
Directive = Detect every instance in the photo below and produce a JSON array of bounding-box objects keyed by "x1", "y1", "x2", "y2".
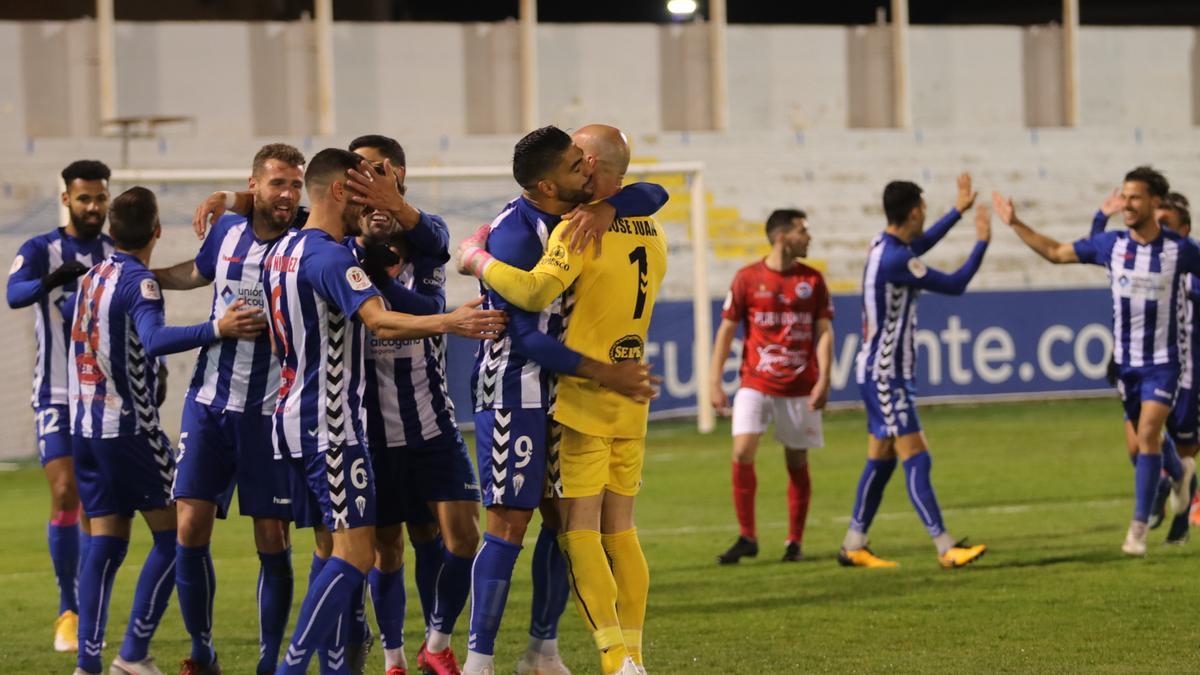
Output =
[
  {"x1": 602, "y1": 528, "x2": 649, "y2": 665},
  {"x1": 559, "y1": 529, "x2": 628, "y2": 672}
]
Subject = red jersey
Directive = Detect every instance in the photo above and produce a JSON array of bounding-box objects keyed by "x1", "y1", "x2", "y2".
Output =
[{"x1": 721, "y1": 260, "x2": 834, "y2": 397}]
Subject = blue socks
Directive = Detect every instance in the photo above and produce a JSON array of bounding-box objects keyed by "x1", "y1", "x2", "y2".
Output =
[
  {"x1": 429, "y1": 549, "x2": 474, "y2": 637},
  {"x1": 120, "y1": 529, "x2": 178, "y2": 662},
  {"x1": 258, "y1": 548, "x2": 294, "y2": 673},
  {"x1": 281, "y1": 556, "x2": 363, "y2": 675},
  {"x1": 49, "y1": 521, "x2": 81, "y2": 614},
  {"x1": 412, "y1": 535, "x2": 443, "y2": 628},
  {"x1": 467, "y1": 534, "x2": 522, "y2": 656},
  {"x1": 848, "y1": 458, "x2": 897, "y2": 535},
  {"x1": 903, "y1": 453, "x2": 946, "y2": 538},
  {"x1": 176, "y1": 543, "x2": 217, "y2": 665},
  {"x1": 348, "y1": 576, "x2": 370, "y2": 647},
  {"x1": 528, "y1": 526, "x2": 568, "y2": 641},
  {"x1": 1134, "y1": 453, "x2": 1165, "y2": 523},
  {"x1": 369, "y1": 566, "x2": 407, "y2": 651},
  {"x1": 1162, "y1": 434, "x2": 1184, "y2": 481},
  {"x1": 77, "y1": 535, "x2": 129, "y2": 673}
]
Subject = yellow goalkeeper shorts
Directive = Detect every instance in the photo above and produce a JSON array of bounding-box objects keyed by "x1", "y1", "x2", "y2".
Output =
[{"x1": 557, "y1": 425, "x2": 645, "y2": 498}]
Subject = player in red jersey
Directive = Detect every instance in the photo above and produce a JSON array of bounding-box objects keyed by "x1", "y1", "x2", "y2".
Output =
[{"x1": 709, "y1": 209, "x2": 834, "y2": 564}]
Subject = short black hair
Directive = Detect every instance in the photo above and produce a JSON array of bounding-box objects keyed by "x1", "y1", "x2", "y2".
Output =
[
  {"x1": 512, "y1": 126, "x2": 573, "y2": 191},
  {"x1": 765, "y1": 208, "x2": 807, "y2": 243},
  {"x1": 108, "y1": 186, "x2": 158, "y2": 250},
  {"x1": 883, "y1": 181, "x2": 923, "y2": 226},
  {"x1": 349, "y1": 134, "x2": 406, "y2": 168},
  {"x1": 62, "y1": 160, "x2": 111, "y2": 186},
  {"x1": 252, "y1": 143, "x2": 305, "y2": 176},
  {"x1": 1165, "y1": 191, "x2": 1191, "y2": 226},
  {"x1": 305, "y1": 147, "x2": 363, "y2": 193},
  {"x1": 1125, "y1": 165, "x2": 1169, "y2": 199}
]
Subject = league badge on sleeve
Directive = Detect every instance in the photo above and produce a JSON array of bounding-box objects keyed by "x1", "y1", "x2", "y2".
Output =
[
  {"x1": 345, "y1": 266, "x2": 372, "y2": 291},
  {"x1": 907, "y1": 257, "x2": 928, "y2": 279},
  {"x1": 140, "y1": 278, "x2": 162, "y2": 300},
  {"x1": 9, "y1": 255, "x2": 23, "y2": 275}
]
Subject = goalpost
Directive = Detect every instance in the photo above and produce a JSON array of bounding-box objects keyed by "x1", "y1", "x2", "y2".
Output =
[{"x1": 85, "y1": 161, "x2": 715, "y2": 433}]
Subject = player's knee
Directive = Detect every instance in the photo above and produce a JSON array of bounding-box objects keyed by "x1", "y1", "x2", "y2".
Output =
[
  {"x1": 253, "y1": 518, "x2": 289, "y2": 554},
  {"x1": 374, "y1": 538, "x2": 404, "y2": 572},
  {"x1": 442, "y1": 523, "x2": 481, "y2": 558},
  {"x1": 406, "y1": 521, "x2": 440, "y2": 544},
  {"x1": 487, "y1": 506, "x2": 533, "y2": 544},
  {"x1": 785, "y1": 448, "x2": 808, "y2": 469},
  {"x1": 312, "y1": 526, "x2": 334, "y2": 558}
]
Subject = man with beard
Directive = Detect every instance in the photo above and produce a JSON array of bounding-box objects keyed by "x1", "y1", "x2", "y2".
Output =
[
  {"x1": 709, "y1": 209, "x2": 834, "y2": 566},
  {"x1": 995, "y1": 166, "x2": 1200, "y2": 555},
  {"x1": 456, "y1": 125, "x2": 662, "y2": 675},
  {"x1": 149, "y1": 144, "x2": 314, "y2": 674},
  {"x1": 7, "y1": 159, "x2": 115, "y2": 654},
  {"x1": 264, "y1": 148, "x2": 506, "y2": 675}
]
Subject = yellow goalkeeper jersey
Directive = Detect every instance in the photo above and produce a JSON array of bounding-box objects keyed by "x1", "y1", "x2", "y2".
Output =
[{"x1": 482, "y1": 216, "x2": 667, "y2": 438}]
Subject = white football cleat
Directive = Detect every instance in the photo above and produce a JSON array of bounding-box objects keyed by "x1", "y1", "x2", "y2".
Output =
[
  {"x1": 1171, "y1": 457, "x2": 1197, "y2": 516},
  {"x1": 608, "y1": 656, "x2": 640, "y2": 675},
  {"x1": 517, "y1": 650, "x2": 572, "y2": 675},
  {"x1": 1122, "y1": 521, "x2": 1148, "y2": 557},
  {"x1": 108, "y1": 655, "x2": 164, "y2": 675}
]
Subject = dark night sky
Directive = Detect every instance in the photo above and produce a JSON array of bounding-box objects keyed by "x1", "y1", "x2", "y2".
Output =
[{"x1": 5, "y1": 0, "x2": 1200, "y2": 25}]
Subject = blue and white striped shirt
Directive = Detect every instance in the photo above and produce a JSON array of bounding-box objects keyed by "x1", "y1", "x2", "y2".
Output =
[
  {"x1": 263, "y1": 229, "x2": 379, "y2": 457},
  {"x1": 69, "y1": 252, "x2": 216, "y2": 438},
  {"x1": 1074, "y1": 228, "x2": 1200, "y2": 368},
  {"x1": 7, "y1": 228, "x2": 114, "y2": 408},
  {"x1": 186, "y1": 213, "x2": 288, "y2": 414}
]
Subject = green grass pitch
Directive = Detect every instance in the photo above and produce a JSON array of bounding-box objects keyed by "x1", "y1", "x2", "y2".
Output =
[{"x1": 1, "y1": 398, "x2": 1195, "y2": 673}]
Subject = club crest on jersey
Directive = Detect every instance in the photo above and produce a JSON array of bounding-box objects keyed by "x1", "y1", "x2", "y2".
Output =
[
  {"x1": 9, "y1": 255, "x2": 23, "y2": 275},
  {"x1": 140, "y1": 278, "x2": 162, "y2": 300},
  {"x1": 513, "y1": 473, "x2": 525, "y2": 496},
  {"x1": 345, "y1": 266, "x2": 372, "y2": 291},
  {"x1": 355, "y1": 495, "x2": 367, "y2": 517},
  {"x1": 907, "y1": 257, "x2": 928, "y2": 279},
  {"x1": 609, "y1": 334, "x2": 645, "y2": 362},
  {"x1": 795, "y1": 281, "x2": 813, "y2": 299}
]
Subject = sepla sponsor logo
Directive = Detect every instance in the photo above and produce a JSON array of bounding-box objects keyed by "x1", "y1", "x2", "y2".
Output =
[{"x1": 609, "y1": 334, "x2": 645, "y2": 362}]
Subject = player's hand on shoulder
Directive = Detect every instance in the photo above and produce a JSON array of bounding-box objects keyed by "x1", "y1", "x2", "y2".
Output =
[
  {"x1": 444, "y1": 296, "x2": 507, "y2": 339},
  {"x1": 193, "y1": 191, "x2": 231, "y2": 240},
  {"x1": 217, "y1": 298, "x2": 267, "y2": 339},
  {"x1": 955, "y1": 172, "x2": 977, "y2": 213},
  {"x1": 975, "y1": 202, "x2": 992, "y2": 243},
  {"x1": 561, "y1": 201, "x2": 616, "y2": 256},
  {"x1": 42, "y1": 260, "x2": 90, "y2": 290}
]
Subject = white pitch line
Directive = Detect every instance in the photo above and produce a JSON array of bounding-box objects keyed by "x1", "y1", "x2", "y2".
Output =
[{"x1": 638, "y1": 497, "x2": 1128, "y2": 537}]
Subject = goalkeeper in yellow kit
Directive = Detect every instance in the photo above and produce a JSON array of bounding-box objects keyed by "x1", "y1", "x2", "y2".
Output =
[{"x1": 458, "y1": 124, "x2": 665, "y2": 675}]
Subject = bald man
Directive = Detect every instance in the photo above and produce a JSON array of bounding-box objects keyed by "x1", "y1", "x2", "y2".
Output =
[
  {"x1": 457, "y1": 126, "x2": 665, "y2": 675},
  {"x1": 459, "y1": 124, "x2": 667, "y2": 675}
]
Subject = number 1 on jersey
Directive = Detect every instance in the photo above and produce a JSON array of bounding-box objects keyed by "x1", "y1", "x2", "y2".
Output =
[{"x1": 629, "y1": 246, "x2": 648, "y2": 320}]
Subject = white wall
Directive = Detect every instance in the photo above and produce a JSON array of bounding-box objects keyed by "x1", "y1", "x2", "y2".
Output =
[{"x1": 5, "y1": 21, "x2": 1199, "y2": 139}]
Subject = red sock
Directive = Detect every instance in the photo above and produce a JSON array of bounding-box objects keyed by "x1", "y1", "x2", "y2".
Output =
[
  {"x1": 786, "y1": 464, "x2": 812, "y2": 545},
  {"x1": 732, "y1": 462, "x2": 757, "y2": 540}
]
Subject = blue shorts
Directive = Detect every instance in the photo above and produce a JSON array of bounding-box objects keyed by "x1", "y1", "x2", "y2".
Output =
[
  {"x1": 860, "y1": 378, "x2": 922, "y2": 439},
  {"x1": 35, "y1": 405, "x2": 72, "y2": 466},
  {"x1": 290, "y1": 443, "x2": 376, "y2": 532},
  {"x1": 74, "y1": 431, "x2": 175, "y2": 518},
  {"x1": 1169, "y1": 387, "x2": 1199, "y2": 443},
  {"x1": 474, "y1": 408, "x2": 548, "y2": 509},
  {"x1": 172, "y1": 397, "x2": 308, "y2": 522},
  {"x1": 371, "y1": 432, "x2": 482, "y2": 528},
  {"x1": 1117, "y1": 364, "x2": 1180, "y2": 424}
]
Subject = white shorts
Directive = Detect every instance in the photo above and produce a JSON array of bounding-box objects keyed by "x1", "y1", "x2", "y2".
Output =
[{"x1": 730, "y1": 387, "x2": 824, "y2": 449}]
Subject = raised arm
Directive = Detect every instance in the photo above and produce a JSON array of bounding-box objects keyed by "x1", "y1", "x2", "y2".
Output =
[
  {"x1": 457, "y1": 225, "x2": 580, "y2": 312},
  {"x1": 992, "y1": 192, "x2": 1080, "y2": 265},
  {"x1": 1091, "y1": 188, "x2": 1124, "y2": 236},
  {"x1": 558, "y1": 182, "x2": 671, "y2": 255},
  {"x1": 911, "y1": 173, "x2": 976, "y2": 255}
]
